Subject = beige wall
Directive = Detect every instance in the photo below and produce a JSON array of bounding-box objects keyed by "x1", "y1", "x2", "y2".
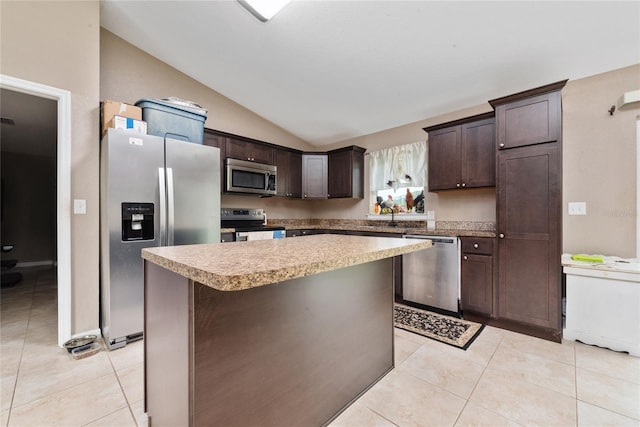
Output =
[
  {"x1": 1, "y1": 1, "x2": 100, "y2": 333},
  {"x1": 1, "y1": 152, "x2": 56, "y2": 263},
  {"x1": 313, "y1": 104, "x2": 498, "y2": 222},
  {"x1": 2, "y1": 2, "x2": 635, "y2": 339},
  {"x1": 101, "y1": 29, "x2": 640, "y2": 258},
  {"x1": 319, "y1": 66, "x2": 640, "y2": 258},
  {"x1": 100, "y1": 29, "x2": 317, "y2": 219},
  {"x1": 562, "y1": 64, "x2": 639, "y2": 258},
  {"x1": 324, "y1": 66, "x2": 640, "y2": 257},
  {"x1": 101, "y1": 30, "x2": 314, "y2": 152},
  {"x1": 101, "y1": 30, "x2": 499, "y2": 222}
]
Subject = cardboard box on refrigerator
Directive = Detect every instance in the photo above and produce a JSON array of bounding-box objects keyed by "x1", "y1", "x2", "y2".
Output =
[
  {"x1": 101, "y1": 100, "x2": 142, "y2": 137},
  {"x1": 107, "y1": 115, "x2": 147, "y2": 135}
]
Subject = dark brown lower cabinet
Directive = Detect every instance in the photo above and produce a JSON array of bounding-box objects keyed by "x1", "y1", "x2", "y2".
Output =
[
  {"x1": 144, "y1": 258, "x2": 394, "y2": 426},
  {"x1": 285, "y1": 229, "x2": 316, "y2": 237},
  {"x1": 461, "y1": 236, "x2": 495, "y2": 316},
  {"x1": 461, "y1": 253, "x2": 493, "y2": 315},
  {"x1": 497, "y1": 144, "x2": 561, "y2": 334}
]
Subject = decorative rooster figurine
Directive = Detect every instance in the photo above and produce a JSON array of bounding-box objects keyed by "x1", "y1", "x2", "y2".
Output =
[{"x1": 405, "y1": 188, "x2": 414, "y2": 211}]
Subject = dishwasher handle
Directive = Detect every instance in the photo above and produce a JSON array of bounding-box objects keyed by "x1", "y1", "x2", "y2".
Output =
[{"x1": 403, "y1": 235, "x2": 458, "y2": 245}]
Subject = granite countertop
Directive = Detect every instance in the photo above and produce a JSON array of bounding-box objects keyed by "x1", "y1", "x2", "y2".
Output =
[
  {"x1": 221, "y1": 220, "x2": 496, "y2": 237},
  {"x1": 561, "y1": 253, "x2": 640, "y2": 275},
  {"x1": 221, "y1": 225, "x2": 494, "y2": 237},
  {"x1": 277, "y1": 223, "x2": 496, "y2": 238},
  {"x1": 142, "y1": 234, "x2": 432, "y2": 292}
]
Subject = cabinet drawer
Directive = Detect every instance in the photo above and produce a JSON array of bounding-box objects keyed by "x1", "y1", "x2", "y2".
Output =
[
  {"x1": 461, "y1": 237, "x2": 494, "y2": 255},
  {"x1": 286, "y1": 229, "x2": 315, "y2": 237}
]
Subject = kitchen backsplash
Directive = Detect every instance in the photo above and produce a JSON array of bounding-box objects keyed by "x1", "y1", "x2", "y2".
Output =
[{"x1": 268, "y1": 218, "x2": 495, "y2": 232}]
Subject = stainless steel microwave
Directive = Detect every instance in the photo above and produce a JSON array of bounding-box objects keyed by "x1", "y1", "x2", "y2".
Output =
[{"x1": 225, "y1": 158, "x2": 277, "y2": 196}]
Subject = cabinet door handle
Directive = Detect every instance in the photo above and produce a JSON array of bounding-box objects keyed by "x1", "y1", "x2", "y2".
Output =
[
  {"x1": 463, "y1": 255, "x2": 468, "y2": 261},
  {"x1": 499, "y1": 143, "x2": 505, "y2": 148},
  {"x1": 499, "y1": 233, "x2": 505, "y2": 238},
  {"x1": 462, "y1": 183, "x2": 466, "y2": 188},
  {"x1": 456, "y1": 183, "x2": 461, "y2": 188},
  {"x1": 473, "y1": 243, "x2": 479, "y2": 248}
]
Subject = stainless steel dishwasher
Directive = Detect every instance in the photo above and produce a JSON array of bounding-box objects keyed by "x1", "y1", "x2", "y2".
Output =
[{"x1": 402, "y1": 235, "x2": 460, "y2": 315}]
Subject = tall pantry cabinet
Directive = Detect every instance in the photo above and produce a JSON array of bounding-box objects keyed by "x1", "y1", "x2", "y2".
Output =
[{"x1": 489, "y1": 80, "x2": 567, "y2": 340}]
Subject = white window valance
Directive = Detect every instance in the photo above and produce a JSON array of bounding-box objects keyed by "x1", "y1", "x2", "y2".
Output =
[{"x1": 369, "y1": 141, "x2": 426, "y2": 191}]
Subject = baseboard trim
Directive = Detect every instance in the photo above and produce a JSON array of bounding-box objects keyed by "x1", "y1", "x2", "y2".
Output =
[
  {"x1": 462, "y1": 311, "x2": 562, "y2": 343},
  {"x1": 16, "y1": 260, "x2": 55, "y2": 268}
]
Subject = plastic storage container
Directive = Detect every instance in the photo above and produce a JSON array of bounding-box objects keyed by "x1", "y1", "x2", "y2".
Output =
[{"x1": 135, "y1": 98, "x2": 207, "y2": 144}]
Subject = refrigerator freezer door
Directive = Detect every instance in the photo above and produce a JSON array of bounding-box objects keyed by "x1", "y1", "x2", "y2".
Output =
[
  {"x1": 100, "y1": 130, "x2": 164, "y2": 349},
  {"x1": 165, "y1": 139, "x2": 220, "y2": 245}
]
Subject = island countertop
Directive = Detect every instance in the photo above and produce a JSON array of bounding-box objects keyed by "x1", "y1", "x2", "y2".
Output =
[{"x1": 142, "y1": 234, "x2": 432, "y2": 291}]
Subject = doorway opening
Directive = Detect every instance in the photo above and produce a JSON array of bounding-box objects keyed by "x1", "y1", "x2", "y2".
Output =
[{"x1": 0, "y1": 75, "x2": 72, "y2": 346}]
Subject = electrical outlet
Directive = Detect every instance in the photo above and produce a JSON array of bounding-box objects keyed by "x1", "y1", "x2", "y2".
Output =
[
  {"x1": 568, "y1": 202, "x2": 587, "y2": 215},
  {"x1": 74, "y1": 199, "x2": 87, "y2": 215},
  {"x1": 426, "y1": 210, "x2": 435, "y2": 220}
]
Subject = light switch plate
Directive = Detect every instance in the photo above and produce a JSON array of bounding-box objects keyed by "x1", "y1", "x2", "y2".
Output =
[
  {"x1": 568, "y1": 202, "x2": 587, "y2": 215},
  {"x1": 74, "y1": 199, "x2": 87, "y2": 214},
  {"x1": 427, "y1": 220, "x2": 436, "y2": 230}
]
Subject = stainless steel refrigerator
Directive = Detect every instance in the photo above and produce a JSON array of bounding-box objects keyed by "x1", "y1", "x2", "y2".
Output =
[{"x1": 100, "y1": 128, "x2": 220, "y2": 350}]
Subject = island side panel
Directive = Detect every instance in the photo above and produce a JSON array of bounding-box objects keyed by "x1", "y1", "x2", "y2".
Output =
[
  {"x1": 144, "y1": 261, "x2": 191, "y2": 427},
  {"x1": 193, "y1": 258, "x2": 394, "y2": 427}
]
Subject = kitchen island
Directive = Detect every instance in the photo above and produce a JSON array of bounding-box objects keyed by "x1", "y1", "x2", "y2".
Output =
[{"x1": 141, "y1": 234, "x2": 432, "y2": 427}]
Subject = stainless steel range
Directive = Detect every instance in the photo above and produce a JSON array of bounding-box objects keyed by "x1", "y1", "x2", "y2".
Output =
[{"x1": 221, "y1": 208, "x2": 285, "y2": 241}]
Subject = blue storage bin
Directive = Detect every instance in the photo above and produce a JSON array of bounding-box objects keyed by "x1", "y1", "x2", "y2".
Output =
[{"x1": 135, "y1": 98, "x2": 207, "y2": 144}]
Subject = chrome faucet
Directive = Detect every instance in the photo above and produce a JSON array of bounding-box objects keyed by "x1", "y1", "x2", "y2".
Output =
[{"x1": 389, "y1": 209, "x2": 398, "y2": 227}]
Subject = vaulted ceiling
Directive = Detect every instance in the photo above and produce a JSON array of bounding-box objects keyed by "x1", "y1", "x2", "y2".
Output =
[{"x1": 100, "y1": 1, "x2": 639, "y2": 146}]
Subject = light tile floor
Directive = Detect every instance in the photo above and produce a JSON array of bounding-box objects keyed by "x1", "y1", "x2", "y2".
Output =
[{"x1": 2, "y1": 267, "x2": 639, "y2": 426}]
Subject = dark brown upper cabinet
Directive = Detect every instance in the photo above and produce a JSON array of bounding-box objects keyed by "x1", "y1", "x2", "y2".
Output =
[
  {"x1": 204, "y1": 128, "x2": 364, "y2": 200},
  {"x1": 424, "y1": 112, "x2": 495, "y2": 192},
  {"x1": 274, "y1": 148, "x2": 302, "y2": 198},
  {"x1": 203, "y1": 129, "x2": 227, "y2": 186},
  {"x1": 489, "y1": 80, "x2": 567, "y2": 150},
  {"x1": 226, "y1": 137, "x2": 274, "y2": 165},
  {"x1": 328, "y1": 146, "x2": 365, "y2": 199}
]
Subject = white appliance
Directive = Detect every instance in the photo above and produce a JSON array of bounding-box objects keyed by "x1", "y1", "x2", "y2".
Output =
[
  {"x1": 100, "y1": 129, "x2": 220, "y2": 350},
  {"x1": 562, "y1": 254, "x2": 640, "y2": 357}
]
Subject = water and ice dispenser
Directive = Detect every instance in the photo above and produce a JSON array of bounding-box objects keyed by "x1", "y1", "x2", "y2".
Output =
[{"x1": 121, "y1": 203, "x2": 154, "y2": 241}]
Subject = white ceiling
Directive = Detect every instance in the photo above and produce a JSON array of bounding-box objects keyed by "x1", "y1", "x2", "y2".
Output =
[
  {"x1": 82, "y1": 2, "x2": 640, "y2": 146},
  {"x1": 100, "y1": 0, "x2": 639, "y2": 146}
]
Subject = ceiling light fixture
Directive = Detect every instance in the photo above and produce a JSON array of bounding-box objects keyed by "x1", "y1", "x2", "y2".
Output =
[{"x1": 239, "y1": 0, "x2": 291, "y2": 22}]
